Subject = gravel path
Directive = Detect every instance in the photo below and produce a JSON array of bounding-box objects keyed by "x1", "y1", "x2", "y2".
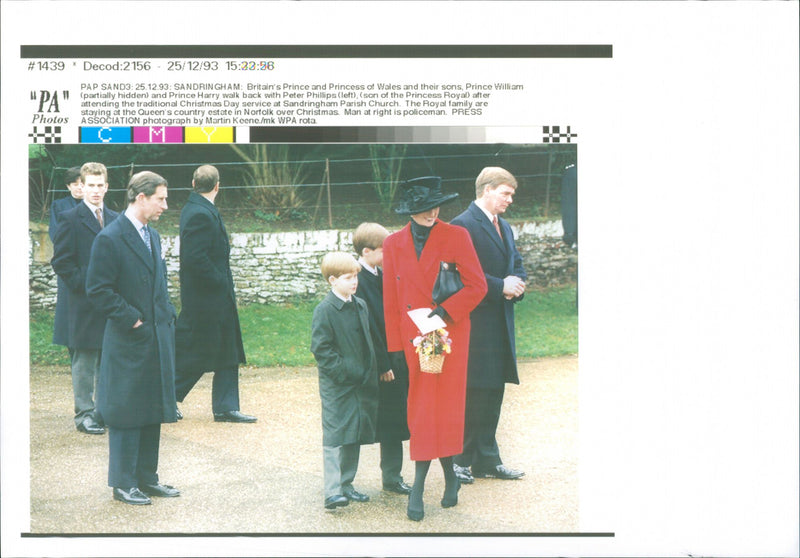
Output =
[{"x1": 29, "y1": 356, "x2": 577, "y2": 535}]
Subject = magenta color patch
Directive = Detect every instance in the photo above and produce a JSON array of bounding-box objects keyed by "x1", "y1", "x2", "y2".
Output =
[{"x1": 132, "y1": 126, "x2": 183, "y2": 143}]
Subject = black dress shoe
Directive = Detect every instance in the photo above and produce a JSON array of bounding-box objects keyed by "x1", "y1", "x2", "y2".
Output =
[
  {"x1": 343, "y1": 488, "x2": 369, "y2": 502},
  {"x1": 77, "y1": 416, "x2": 105, "y2": 435},
  {"x1": 140, "y1": 483, "x2": 180, "y2": 497},
  {"x1": 113, "y1": 487, "x2": 152, "y2": 505},
  {"x1": 383, "y1": 481, "x2": 412, "y2": 495},
  {"x1": 453, "y1": 464, "x2": 474, "y2": 484},
  {"x1": 473, "y1": 464, "x2": 525, "y2": 480},
  {"x1": 176, "y1": 408, "x2": 183, "y2": 420},
  {"x1": 441, "y1": 479, "x2": 461, "y2": 508},
  {"x1": 324, "y1": 495, "x2": 349, "y2": 509},
  {"x1": 213, "y1": 410, "x2": 257, "y2": 423}
]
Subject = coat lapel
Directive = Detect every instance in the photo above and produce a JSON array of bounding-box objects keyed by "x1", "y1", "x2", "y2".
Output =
[
  {"x1": 78, "y1": 203, "x2": 102, "y2": 235},
  {"x1": 469, "y1": 202, "x2": 507, "y2": 254},
  {"x1": 397, "y1": 223, "x2": 438, "y2": 303}
]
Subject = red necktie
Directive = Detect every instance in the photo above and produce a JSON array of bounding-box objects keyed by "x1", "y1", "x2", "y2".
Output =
[
  {"x1": 95, "y1": 208, "x2": 104, "y2": 228},
  {"x1": 492, "y1": 215, "x2": 502, "y2": 237}
]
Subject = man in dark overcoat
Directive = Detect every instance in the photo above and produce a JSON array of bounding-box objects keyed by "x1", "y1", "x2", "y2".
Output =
[
  {"x1": 51, "y1": 162, "x2": 118, "y2": 434},
  {"x1": 86, "y1": 171, "x2": 180, "y2": 505},
  {"x1": 49, "y1": 166, "x2": 83, "y2": 350},
  {"x1": 450, "y1": 166, "x2": 527, "y2": 483},
  {"x1": 173, "y1": 165, "x2": 255, "y2": 423}
]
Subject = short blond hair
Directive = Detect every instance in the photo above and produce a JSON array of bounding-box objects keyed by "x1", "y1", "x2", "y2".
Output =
[
  {"x1": 475, "y1": 166, "x2": 518, "y2": 197},
  {"x1": 321, "y1": 251, "x2": 360, "y2": 279},
  {"x1": 353, "y1": 222, "x2": 389, "y2": 256},
  {"x1": 80, "y1": 162, "x2": 108, "y2": 183}
]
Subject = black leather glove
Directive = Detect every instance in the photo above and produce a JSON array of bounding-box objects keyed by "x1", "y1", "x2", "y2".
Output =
[{"x1": 427, "y1": 305, "x2": 450, "y2": 321}]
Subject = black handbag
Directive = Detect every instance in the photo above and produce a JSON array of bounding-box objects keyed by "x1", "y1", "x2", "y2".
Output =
[{"x1": 432, "y1": 261, "x2": 464, "y2": 304}]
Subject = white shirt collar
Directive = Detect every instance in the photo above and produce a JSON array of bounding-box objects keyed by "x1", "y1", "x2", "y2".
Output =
[
  {"x1": 124, "y1": 207, "x2": 146, "y2": 233},
  {"x1": 475, "y1": 200, "x2": 497, "y2": 224},
  {"x1": 83, "y1": 199, "x2": 103, "y2": 213},
  {"x1": 331, "y1": 289, "x2": 352, "y2": 303},
  {"x1": 358, "y1": 257, "x2": 379, "y2": 276}
]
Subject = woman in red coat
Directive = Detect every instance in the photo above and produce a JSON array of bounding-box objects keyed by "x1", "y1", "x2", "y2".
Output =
[{"x1": 382, "y1": 177, "x2": 487, "y2": 521}]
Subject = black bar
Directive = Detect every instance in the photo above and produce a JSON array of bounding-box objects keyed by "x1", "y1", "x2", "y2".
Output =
[
  {"x1": 21, "y1": 44, "x2": 612, "y2": 59},
  {"x1": 22, "y1": 531, "x2": 615, "y2": 538}
]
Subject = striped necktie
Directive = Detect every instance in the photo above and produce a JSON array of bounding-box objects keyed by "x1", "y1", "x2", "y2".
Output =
[{"x1": 95, "y1": 208, "x2": 104, "y2": 228}]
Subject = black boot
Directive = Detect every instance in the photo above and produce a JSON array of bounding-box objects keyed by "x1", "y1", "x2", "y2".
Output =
[
  {"x1": 408, "y1": 460, "x2": 430, "y2": 521},
  {"x1": 440, "y1": 456, "x2": 460, "y2": 508}
]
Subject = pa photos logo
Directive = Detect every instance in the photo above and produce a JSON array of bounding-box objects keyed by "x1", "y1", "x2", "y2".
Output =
[{"x1": 30, "y1": 89, "x2": 69, "y2": 143}]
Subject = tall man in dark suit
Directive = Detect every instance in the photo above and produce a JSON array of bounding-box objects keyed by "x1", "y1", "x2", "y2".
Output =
[
  {"x1": 174, "y1": 165, "x2": 256, "y2": 423},
  {"x1": 450, "y1": 167, "x2": 527, "y2": 483},
  {"x1": 51, "y1": 162, "x2": 118, "y2": 435},
  {"x1": 86, "y1": 171, "x2": 180, "y2": 505},
  {"x1": 50, "y1": 166, "x2": 83, "y2": 351}
]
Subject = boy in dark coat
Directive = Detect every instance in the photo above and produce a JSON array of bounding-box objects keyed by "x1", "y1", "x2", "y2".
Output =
[
  {"x1": 310, "y1": 251, "x2": 379, "y2": 510},
  {"x1": 353, "y1": 223, "x2": 411, "y2": 496}
]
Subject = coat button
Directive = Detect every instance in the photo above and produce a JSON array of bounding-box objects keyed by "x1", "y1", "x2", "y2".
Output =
[{"x1": 407, "y1": 305, "x2": 411, "y2": 309}]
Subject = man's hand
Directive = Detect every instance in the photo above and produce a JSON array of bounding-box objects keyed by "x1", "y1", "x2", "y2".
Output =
[
  {"x1": 133, "y1": 319, "x2": 143, "y2": 329},
  {"x1": 380, "y1": 370, "x2": 396, "y2": 382},
  {"x1": 502, "y1": 275, "x2": 526, "y2": 299}
]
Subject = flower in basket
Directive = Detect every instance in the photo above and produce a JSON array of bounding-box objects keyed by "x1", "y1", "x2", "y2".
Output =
[{"x1": 413, "y1": 328, "x2": 452, "y2": 374}]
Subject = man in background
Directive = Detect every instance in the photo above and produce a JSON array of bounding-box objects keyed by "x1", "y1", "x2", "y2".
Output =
[
  {"x1": 49, "y1": 166, "x2": 83, "y2": 352},
  {"x1": 51, "y1": 162, "x2": 118, "y2": 435},
  {"x1": 174, "y1": 165, "x2": 256, "y2": 423}
]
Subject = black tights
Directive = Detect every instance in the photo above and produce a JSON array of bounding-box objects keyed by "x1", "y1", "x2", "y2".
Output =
[{"x1": 408, "y1": 456, "x2": 459, "y2": 513}]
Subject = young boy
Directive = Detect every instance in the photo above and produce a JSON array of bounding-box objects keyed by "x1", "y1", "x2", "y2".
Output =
[
  {"x1": 310, "y1": 251, "x2": 379, "y2": 510},
  {"x1": 353, "y1": 223, "x2": 412, "y2": 496}
]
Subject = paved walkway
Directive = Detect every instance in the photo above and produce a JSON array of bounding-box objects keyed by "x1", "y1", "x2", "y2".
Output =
[{"x1": 28, "y1": 356, "x2": 577, "y2": 535}]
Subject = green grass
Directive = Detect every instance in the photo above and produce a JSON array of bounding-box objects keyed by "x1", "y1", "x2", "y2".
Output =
[
  {"x1": 29, "y1": 286, "x2": 577, "y2": 369},
  {"x1": 514, "y1": 286, "x2": 578, "y2": 359}
]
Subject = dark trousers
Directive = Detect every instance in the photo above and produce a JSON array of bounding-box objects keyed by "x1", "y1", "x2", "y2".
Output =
[
  {"x1": 108, "y1": 423, "x2": 161, "y2": 488},
  {"x1": 175, "y1": 367, "x2": 239, "y2": 414},
  {"x1": 70, "y1": 348, "x2": 102, "y2": 426},
  {"x1": 380, "y1": 440, "x2": 404, "y2": 485},
  {"x1": 456, "y1": 386, "x2": 505, "y2": 470}
]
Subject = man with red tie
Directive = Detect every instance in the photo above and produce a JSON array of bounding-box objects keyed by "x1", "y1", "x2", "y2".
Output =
[{"x1": 450, "y1": 167, "x2": 527, "y2": 483}]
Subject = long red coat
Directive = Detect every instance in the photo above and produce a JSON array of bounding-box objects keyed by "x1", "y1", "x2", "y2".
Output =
[{"x1": 382, "y1": 220, "x2": 487, "y2": 460}]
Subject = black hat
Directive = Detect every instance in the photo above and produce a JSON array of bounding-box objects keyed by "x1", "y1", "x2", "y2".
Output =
[{"x1": 393, "y1": 176, "x2": 459, "y2": 216}]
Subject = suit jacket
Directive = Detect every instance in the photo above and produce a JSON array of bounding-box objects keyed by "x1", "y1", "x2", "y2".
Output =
[
  {"x1": 51, "y1": 202, "x2": 119, "y2": 349},
  {"x1": 310, "y1": 291, "x2": 379, "y2": 447},
  {"x1": 450, "y1": 202, "x2": 527, "y2": 388},
  {"x1": 49, "y1": 195, "x2": 81, "y2": 346},
  {"x1": 175, "y1": 192, "x2": 245, "y2": 373},
  {"x1": 356, "y1": 267, "x2": 410, "y2": 443},
  {"x1": 86, "y1": 214, "x2": 178, "y2": 428},
  {"x1": 382, "y1": 220, "x2": 487, "y2": 460}
]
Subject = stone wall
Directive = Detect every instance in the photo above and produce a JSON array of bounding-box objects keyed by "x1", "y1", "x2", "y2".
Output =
[{"x1": 29, "y1": 221, "x2": 577, "y2": 310}]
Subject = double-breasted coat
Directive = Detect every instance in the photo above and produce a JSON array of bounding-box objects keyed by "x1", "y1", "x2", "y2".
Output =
[
  {"x1": 49, "y1": 196, "x2": 81, "y2": 346},
  {"x1": 311, "y1": 291, "x2": 379, "y2": 447},
  {"x1": 450, "y1": 202, "x2": 527, "y2": 388},
  {"x1": 86, "y1": 214, "x2": 178, "y2": 428},
  {"x1": 51, "y1": 202, "x2": 119, "y2": 349},
  {"x1": 174, "y1": 192, "x2": 245, "y2": 373},
  {"x1": 382, "y1": 220, "x2": 487, "y2": 460},
  {"x1": 356, "y1": 267, "x2": 410, "y2": 443}
]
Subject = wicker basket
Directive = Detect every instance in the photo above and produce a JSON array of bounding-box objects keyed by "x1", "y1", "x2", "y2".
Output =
[{"x1": 418, "y1": 352, "x2": 445, "y2": 374}]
